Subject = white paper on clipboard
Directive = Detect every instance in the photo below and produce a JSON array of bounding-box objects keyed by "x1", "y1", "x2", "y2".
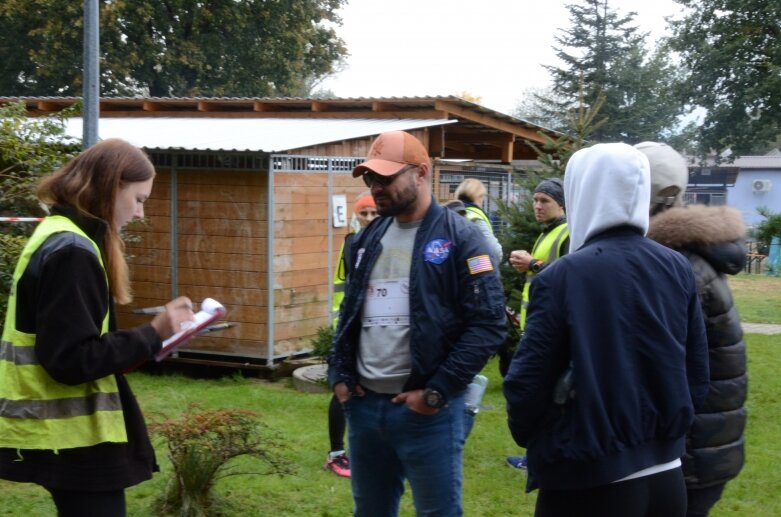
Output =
[{"x1": 155, "y1": 298, "x2": 226, "y2": 362}]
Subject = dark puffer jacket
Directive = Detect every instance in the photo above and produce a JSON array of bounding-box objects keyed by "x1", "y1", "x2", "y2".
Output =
[{"x1": 647, "y1": 204, "x2": 747, "y2": 489}]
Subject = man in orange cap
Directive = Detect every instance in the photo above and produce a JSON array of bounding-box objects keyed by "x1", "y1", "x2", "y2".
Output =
[{"x1": 328, "y1": 131, "x2": 506, "y2": 516}]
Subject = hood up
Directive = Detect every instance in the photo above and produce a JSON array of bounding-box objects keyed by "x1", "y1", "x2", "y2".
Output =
[{"x1": 564, "y1": 143, "x2": 650, "y2": 252}]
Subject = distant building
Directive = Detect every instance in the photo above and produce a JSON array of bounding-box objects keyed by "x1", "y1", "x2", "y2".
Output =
[
  {"x1": 723, "y1": 154, "x2": 781, "y2": 227},
  {"x1": 685, "y1": 152, "x2": 781, "y2": 227}
]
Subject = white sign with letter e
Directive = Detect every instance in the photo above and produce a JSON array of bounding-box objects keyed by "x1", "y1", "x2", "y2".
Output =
[{"x1": 332, "y1": 195, "x2": 347, "y2": 227}]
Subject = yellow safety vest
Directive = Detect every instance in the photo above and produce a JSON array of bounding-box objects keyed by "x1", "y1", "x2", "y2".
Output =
[
  {"x1": 332, "y1": 237, "x2": 349, "y2": 328},
  {"x1": 0, "y1": 215, "x2": 127, "y2": 450},
  {"x1": 464, "y1": 206, "x2": 494, "y2": 234},
  {"x1": 520, "y1": 222, "x2": 569, "y2": 329}
]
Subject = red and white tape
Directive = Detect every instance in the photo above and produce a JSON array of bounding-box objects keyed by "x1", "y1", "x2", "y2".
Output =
[{"x1": 0, "y1": 217, "x2": 43, "y2": 222}]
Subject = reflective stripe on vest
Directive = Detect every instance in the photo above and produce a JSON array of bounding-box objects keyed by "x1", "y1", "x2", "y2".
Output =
[
  {"x1": 0, "y1": 215, "x2": 127, "y2": 450},
  {"x1": 464, "y1": 206, "x2": 494, "y2": 234},
  {"x1": 520, "y1": 223, "x2": 569, "y2": 329}
]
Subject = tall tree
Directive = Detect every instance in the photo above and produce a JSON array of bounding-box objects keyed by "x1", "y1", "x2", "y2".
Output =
[
  {"x1": 667, "y1": 0, "x2": 781, "y2": 156},
  {"x1": 0, "y1": 0, "x2": 348, "y2": 97},
  {"x1": 540, "y1": 0, "x2": 682, "y2": 143},
  {"x1": 512, "y1": 85, "x2": 568, "y2": 130}
]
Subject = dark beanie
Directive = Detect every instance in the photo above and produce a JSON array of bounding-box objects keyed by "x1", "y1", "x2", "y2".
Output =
[{"x1": 534, "y1": 178, "x2": 565, "y2": 208}]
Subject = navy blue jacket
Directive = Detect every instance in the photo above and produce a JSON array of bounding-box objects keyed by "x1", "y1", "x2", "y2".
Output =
[
  {"x1": 503, "y1": 226, "x2": 710, "y2": 491},
  {"x1": 328, "y1": 200, "x2": 507, "y2": 402}
]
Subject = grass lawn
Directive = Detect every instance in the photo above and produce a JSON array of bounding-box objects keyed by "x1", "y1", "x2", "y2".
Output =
[
  {"x1": 729, "y1": 273, "x2": 781, "y2": 324},
  {"x1": 0, "y1": 277, "x2": 778, "y2": 515}
]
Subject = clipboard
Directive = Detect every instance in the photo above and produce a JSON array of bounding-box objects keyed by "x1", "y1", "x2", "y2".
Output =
[{"x1": 155, "y1": 298, "x2": 226, "y2": 362}]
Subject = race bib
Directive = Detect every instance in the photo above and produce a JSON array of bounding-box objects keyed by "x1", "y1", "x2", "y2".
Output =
[{"x1": 362, "y1": 278, "x2": 410, "y2": 327}]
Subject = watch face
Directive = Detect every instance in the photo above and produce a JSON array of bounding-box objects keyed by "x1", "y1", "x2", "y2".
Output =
[{"x1": 425, "y1": 389, "x2": 444, "y2": 408}]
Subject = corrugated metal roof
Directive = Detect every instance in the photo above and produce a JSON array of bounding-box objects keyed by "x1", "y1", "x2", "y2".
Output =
[
  {"x1": 62, "y1": 117, "x2": 457, "y2": 153},
  {"x1": 729, "y1": 155, "x2": 781, "y2": 169}
]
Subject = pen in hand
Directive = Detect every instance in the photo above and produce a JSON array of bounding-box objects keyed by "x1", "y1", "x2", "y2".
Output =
[
  {"x1": 132, "y1": 306, "x2": 166, "y2": 315},
  {"x1": 133, "y1": 302, "x2": 199, "y2": 315}
]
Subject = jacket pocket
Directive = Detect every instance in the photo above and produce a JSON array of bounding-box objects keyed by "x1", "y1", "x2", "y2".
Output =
[{"x1": 470, "y1": 274, "x2": 506, "y2": 319}]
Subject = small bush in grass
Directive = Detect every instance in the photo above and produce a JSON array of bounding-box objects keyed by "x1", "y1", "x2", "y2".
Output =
[
  {"x1": 149, "y1": 404, "x2": 294, "y2": 516},
  {"x1": 309, "y1": 325, "x2": 334, "y2": 362}
]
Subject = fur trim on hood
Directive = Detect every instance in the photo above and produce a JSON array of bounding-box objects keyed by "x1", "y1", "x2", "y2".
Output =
[{"x1": 647, "y1": 205, "x2": 745, "y2": 248}]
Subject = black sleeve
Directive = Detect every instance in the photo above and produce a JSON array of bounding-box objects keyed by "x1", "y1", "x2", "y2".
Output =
[
  {"x1": 426, "y1": 223, "x2": 507, "y2": 399},
  {"x1": 31, "y1": 243, "x2": 161, "y2": 385},
  {"x1": 342, "y1": 233, "x2": 356, "y2": 279},
  {"x1": 503, "y1": 270, "x2": 569, "y2": 446}
]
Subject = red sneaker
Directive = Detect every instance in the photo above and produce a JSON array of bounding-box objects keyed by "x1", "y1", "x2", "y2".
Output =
[{"x1": 324, "y1": 453, "x2": 351, "y2": 478}]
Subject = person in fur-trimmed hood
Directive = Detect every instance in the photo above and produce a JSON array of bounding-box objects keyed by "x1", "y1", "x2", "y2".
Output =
[{"x1": 638, "y1": 142, "x2": 747, "y2": 517}]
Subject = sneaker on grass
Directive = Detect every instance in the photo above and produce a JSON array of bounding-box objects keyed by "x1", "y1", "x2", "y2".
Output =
[
  {"x1": 325, "y1": 452, "x2": 351, "y2": 478},
  {"x1": 506, "y1": 455, "x2": 528, "y2": 470}
]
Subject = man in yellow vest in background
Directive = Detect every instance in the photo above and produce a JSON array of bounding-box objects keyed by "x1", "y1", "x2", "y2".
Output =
[
  {"x1": 509, "y1": 178, "x2": 569, "y2": 329},
  {"x1": 505, "y1": 177, "x2": 569, "y2": 470}
]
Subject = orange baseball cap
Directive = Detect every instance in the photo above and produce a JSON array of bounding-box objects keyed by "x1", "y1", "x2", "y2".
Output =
[{"x1": 352, "y1": 131, "x2": 431, "y2": 177}]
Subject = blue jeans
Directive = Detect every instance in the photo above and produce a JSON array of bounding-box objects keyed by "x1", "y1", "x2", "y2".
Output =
[{"x1": 343, "y1": 390, "x2": 465, "y2": 517}]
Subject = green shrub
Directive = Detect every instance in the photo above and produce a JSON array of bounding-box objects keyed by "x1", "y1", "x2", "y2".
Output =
[
  {"x1": 755, "y1": 206, "x2": 781, "y2": 255},
  {"x1": 308, "y1": 325, "x2": 334, "y2": 362},
  {"x1": 148, "y1": 404, "x2": 293, "y2": 517},
  {"x1": 0, "y1": 234, "x2": 27, "y2": 327}
]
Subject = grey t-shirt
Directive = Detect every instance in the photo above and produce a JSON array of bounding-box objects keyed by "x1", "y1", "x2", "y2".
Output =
[{"x1": 357, "y1": 219, "x2": 420, "y2": 394}]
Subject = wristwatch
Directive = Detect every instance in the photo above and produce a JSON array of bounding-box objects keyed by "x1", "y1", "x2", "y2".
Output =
[
  {"x1": 423, "y1": 388, "x2": 446, "y2": 409},
  {"x1": 530, "y1": 259, "x2": 543, "y2": 273}
]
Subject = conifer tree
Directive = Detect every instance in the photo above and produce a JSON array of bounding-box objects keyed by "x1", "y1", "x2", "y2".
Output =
[{"x1": 537, "y1": 0, "x2": 680, "y2": 143}]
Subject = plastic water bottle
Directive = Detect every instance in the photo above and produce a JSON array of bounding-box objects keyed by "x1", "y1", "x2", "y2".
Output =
[{"x1": 464, "y1": 374, "x2": 488, "y2": 415}]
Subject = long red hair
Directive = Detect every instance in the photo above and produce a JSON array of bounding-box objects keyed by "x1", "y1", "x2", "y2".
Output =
[{"x1": 37, "y1": 139, "x2": 155, "y2": 304}]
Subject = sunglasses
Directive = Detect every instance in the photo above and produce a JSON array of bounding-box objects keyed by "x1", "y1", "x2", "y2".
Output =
[{"x1": 362, "y1": 164, "x2": 418, "y2": 188}]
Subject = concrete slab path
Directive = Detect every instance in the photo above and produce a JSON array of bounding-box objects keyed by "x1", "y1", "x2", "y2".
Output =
[{"x1": 742, "y1": 322, "x2": 781, "y2": 335}]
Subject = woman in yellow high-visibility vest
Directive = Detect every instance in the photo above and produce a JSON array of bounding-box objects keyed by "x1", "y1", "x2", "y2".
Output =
[
  {"x1": 326, "y1": 192, "x2": 377, "y2": 477},
  {"x1": 0, "y1": 139, "x2": 195, "y2": 515},
  {"x1": 454, "y1": 178, "x2": 503, "y2": 264}
]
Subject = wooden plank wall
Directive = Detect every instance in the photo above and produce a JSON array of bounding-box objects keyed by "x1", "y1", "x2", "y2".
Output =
[
  {"x1": 271, "y1": 171, "x2": 368, "y2": 356},
  {"x1": 118, "y1": 167, "x2": 269, "y2": 359}
]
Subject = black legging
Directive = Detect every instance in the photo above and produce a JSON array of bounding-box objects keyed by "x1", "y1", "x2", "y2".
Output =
[
  {"x1": 535, "y1": 467, "x2": 687, "y2": 517},
  {"x1": 328, "y1": 393, "x2": 347, "y2": 452},
  {"x1": 46, "y1": 487, "x2": 126, "y2": 517}
]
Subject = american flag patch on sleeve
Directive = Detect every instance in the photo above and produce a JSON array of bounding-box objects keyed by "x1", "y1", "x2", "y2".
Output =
[{"x1": 467, "y1": 255, "x2": 494, "y2": 275}]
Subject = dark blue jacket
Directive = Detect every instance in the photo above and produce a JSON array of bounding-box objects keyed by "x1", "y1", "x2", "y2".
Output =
[
  {"x1": 503, "y1": 226, "x2": 710, "y2": 492},
  {"x1": 328, "y1": 200, "x2": 506, "y2": 402}
]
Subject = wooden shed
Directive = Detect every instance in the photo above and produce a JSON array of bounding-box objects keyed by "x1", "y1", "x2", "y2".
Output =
[{"x1": 5, "y1": 96, "x2": 560, "y2": 368}]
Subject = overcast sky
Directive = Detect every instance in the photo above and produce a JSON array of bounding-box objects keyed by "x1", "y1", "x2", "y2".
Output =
[{"x1": 319, "y1": 0, "x2": 685, "y2": 115}]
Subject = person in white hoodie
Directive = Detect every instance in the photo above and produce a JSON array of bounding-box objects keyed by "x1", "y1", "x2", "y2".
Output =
[{"x1": 503, "y1": 142, "x2": 710, "y2": 516}]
